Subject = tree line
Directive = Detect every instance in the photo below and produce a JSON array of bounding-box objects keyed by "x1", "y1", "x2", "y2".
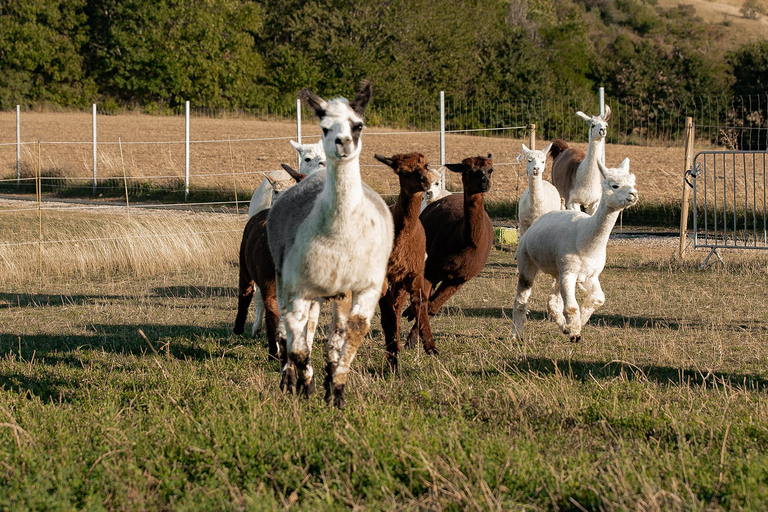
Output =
[{"x1": 1, "y1": 0, "x2": 766, "y2": 120}]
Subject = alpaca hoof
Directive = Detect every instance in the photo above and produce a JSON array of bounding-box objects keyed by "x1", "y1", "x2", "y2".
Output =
[
  {"x1": 298, "y1": 376, "x2": 315, "y2": 397},
  {"x1": 332, "y1": 384, "x2": 346, "y2": 409},
  {"x1": 280, "y1": 366, "x2": 297, "y2": 394},
  {"x1": 569, "y1": 334, "x2": 581, "y2": 343},
  {"x1": 423, "y1": 345, "x2": 439, "y2": 356},
  {"x1": 324, "y1": 363, "x2": 337, "y2": 403},
  {"x1": 268, "y1": 343, "x2": 279, "y2": 362},
  {"x1": 233, "y1": 324, "x2": 244, "y2": 336}
]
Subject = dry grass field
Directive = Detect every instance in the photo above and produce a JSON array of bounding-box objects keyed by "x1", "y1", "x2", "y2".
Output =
[
  {"x1": 0, "y1": 111, "x2": 686, "y2": 204},
  {"x1": 0, "y1": 205, "x2": 768, "y2": 509}
]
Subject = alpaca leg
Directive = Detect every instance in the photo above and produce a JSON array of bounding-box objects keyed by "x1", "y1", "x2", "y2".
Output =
[
  {"x1": 379, "y1": 287, "x2": 402, "y2": 370},
  {"x1": 325, "y1": 293, "x2": 351, "y2": 403},
  {"x1": 408, "y1": 277, "x2": 436, "y2": 355},
  {"x1": 281, "y1": 296, "x2": 313, "y2": 395},
  {"x1": 546, "y1": 278, "x2": 567, "y2": 332},
  {"x1": 404, "y1": 279, "x2": 432, "y2": 345},
  {"x1": 426, "y1": 277, "x2": 467, "y2": 316},
  {"x1": 233, "y1": 273, "x2": 254, "y2": 336},
  {"x1": 512, "y1": 268, "x2": 537, "y2": 340},
  {"x1": 559, "y1": 273, "x2": 582, "y2": 342},
  {"x1": 579, "y1": 276, "x2": 605, "y2": 327},
  {"x1": 251, "y1": 288, "x2": 264, "y2": 338},
  {"x1": 275, "y1": 275, "x2": 289, "y2": 375},
  {"x1": 261, "y1": 283, "x2": 280, "y2": 361},
  {"x1": 331, "y1": 287, "x2": 379, "y2": 408}
]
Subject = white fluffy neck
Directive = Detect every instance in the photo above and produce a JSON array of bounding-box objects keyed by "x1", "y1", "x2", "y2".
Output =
[
  {"x1": 578, "y1": 136, "x2": 604, "y2": 188},
  {"x1": 578, "y1": 195, "x2": 620, "y2": 253},
  {"x1": 322, "y1": 157, "x2": 363, "y2": 219},
  {"x1": 528, "y1": 174, "x2": 546, "y2": 208}
]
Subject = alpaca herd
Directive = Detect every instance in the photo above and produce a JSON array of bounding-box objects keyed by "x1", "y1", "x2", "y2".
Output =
[{"x1": 233, "y1": 82, "x2": 638, "y2": 407}]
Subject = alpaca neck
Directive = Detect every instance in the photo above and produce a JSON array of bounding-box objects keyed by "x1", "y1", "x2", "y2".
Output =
[
  {"x1": 579, "y1": 197, "x2": 621, "y2": 254},
  {"x1": 321, "y1": 158, "x2": 363, "y2": 220},
  {"x1": 579, "y1": 136, "x2": 604, "y2": 185},
  {"x1": 463, "y1": 192, "x2": 486, "y2": 246},
  {"x1": 528, "y1": 175, "x2": 546, "y2": 208},
  {"x1": 393, "y1": 191, "x2": 423, "y2": 233}
]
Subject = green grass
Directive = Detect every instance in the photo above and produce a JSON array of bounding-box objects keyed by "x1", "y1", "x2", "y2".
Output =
[{"x1": 1, "y1": 239, "x2": 768, "y2": 510}]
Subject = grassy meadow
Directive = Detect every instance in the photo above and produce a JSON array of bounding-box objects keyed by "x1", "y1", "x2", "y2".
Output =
[{"x1": 1, "y1": 207, "x2": 768, "y2": 510}]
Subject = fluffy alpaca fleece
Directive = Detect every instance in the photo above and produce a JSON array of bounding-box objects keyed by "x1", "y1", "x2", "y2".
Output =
[
  {"x1": 267, "y1": 81, "x2": 394, "y2": 407},
  {"x1": 513, "y1": 157, "x2": 638, "y2": 342},
  {"x1": 517, "y1": 143, "x2": 561, "y2": 237},
  {"x1": 375, "y1": 152, "x2": 436, "y2": 369},
  {"x1": 405, "y1": 155, "x2": 494, "y2": 347},
  {"x1": 550, "y1": 106, "x2": 611, "y2": 215},
  {"x1": 420, "y1": 167, "x2": 452, "y2": 213}
]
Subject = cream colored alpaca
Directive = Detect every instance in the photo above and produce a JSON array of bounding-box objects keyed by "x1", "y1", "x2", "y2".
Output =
[
  {"x1": 513, "y1": 157, "x2": 637, "y2": 342},
  {"x1": 517, "y1": 143, "x2": 560, "y2": 236},
  {"x1": 420, "y1": 167, "x2": 451, "y2": 213}
]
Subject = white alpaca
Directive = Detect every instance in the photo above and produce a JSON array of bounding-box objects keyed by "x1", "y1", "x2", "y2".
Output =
[
  {"x1": 420, "y1": 167, "x2": 452, "y2": 213},
  {"x1": 516, "y1": 143, "x2": 561, "y2": 236},
  {"x1": 247, "y1": 140, "x2": 325, "y2": 218},
  {"x1": 550, "y1": 106, "x2": 611, "y2": 215},
  {"x1": 267, "y1": 81, "x2": 394, "y2": 407},
  {"x1": 512, "y1": 157, "x2": 637, "y2": 342}
]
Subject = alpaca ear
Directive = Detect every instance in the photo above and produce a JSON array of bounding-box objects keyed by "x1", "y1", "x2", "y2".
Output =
[
  {"x1": 374, "y1": 153, "x2": 395, "y2": 169},
  {"x1": 289, "y1": 140, "x2": 301, "y2": 152},
  {"x1": 602, "y1": 105, "x2": 612, "y2": 122},
  {"x1": 298, "y1": 89, "x2": 327, "y2": 118},
  {"x1": 619, "y1": 157, "x2": 630, "y2": 173},
  {"x1": 349, "y1": 80, "x2": 373, "y2": 117},
  {"x1": 576, "y1": 111, "x2": 592, "y2": 123},
  {"x1": 597, "y1": 160, "x2": 609, "y2": 179},
  {"x1": 542, "y1": 143, "x2": 553, "y2": 156},
  {"x1": 487, "y1": 153, "x2": 492, "y2": 160},
  {"x1": 265, "y1": 174, "x2": 278, "y2": 189},
  {"x1": 445, "y1": 163, "x2": 466, "y2": 174},
  {"x1": 281, "y1": 163, "x2": 304, "y2": 182},
  {"x1": 521, "y1": 144, "x2": 530, "y2": 155}
]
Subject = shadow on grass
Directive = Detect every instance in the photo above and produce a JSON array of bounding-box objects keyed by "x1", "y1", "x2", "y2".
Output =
[
  {"x1": 0, "y1": 292, "x2": 126, "y2": 308},
  {"x1": 0, "y1": 372, "x2": 78, "y2": 404},
  {"x1": 505, "y1": 356, "x2": 768, "y2": 392},
  {"x1": 152, "y1": 286, "x2": 236, "y2": 299}
]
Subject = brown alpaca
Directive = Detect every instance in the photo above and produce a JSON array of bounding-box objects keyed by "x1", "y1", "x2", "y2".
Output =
[
  {"x1": 374, "y1": 152, "x2": 436, "y2": 369},
  {"x1": 233, "y1": 164, "x2": 305, "y2": 359},
  {"x1": 405, "y1": 155, "x2": 494, "y2": 344}
]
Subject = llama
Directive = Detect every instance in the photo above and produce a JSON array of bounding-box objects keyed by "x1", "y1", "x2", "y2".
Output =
[
  {"x1": 550, "y1": 106, "x2": 611, "y2": 215},
  {"x1": 240, "y1": 163, "x2": 305, "y2": 341},
  {"x1": 247, "y1": 140, "x2": 325, "y2": 217},
  {"x1": 420, "y1": 166, "x2": 452, "y2": 213},
  {"x1": 374, "y1": 152, "x2": 436, "y2": 369},
  {"x1": 517, "y1": 143, "x2": 561, "y2": 237},
  {"x1": 404, "y1": 155, "x2": 494, "y2": 346},
  {"x1": 267, "y1": 81, "x2": 394, "y2": 407},
  {"x1": 512, "y1": 158, "x2": 638, "y2": 342}
]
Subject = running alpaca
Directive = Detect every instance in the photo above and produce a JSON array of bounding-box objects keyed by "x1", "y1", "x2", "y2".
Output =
[
  {"x1": 405, "y1": 155, "x2": 494, "y2": 346},
  {"x1": 233, "y1": 165, "x2": 307, "y2": 358},
  {"x1": 267, "y1": 81, "x2": 394, "y2": 407},
  {"x1": 420, "y1": 167, "x2": 452, "y2": 213},
  {"x1": 247, "y1": 140, "x2": 325, "y2": 217},
  {"x1": 550, "y1": 106, "x2": 611, "y2": 215},
  {"x1": 375, "y1": 152, "x2": 436, "y2": 369},
  {"x1": 512, "y1": 158, "x2": 638, "y2": 342},
  {"x1": 517, "y1": 143, "x2": 561, "y2": 237}
]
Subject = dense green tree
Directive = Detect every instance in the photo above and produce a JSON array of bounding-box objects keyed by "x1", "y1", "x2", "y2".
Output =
[{"x1": 730, "y1": 41, "x2": 768, "y2": 95}]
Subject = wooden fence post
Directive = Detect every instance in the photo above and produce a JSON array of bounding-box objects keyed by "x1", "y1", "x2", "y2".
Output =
[
  {"x1": 678, "y1": 117, "x2": 695, "y2": 259},
  {"x1": 529, "y1": 124, "x2": 536, "y2": 151}
]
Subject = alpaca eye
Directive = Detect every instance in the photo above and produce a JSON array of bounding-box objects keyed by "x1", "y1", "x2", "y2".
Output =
[
  {"x1": 304, "y1": 157, "x2": 311, "y2": 162},
  {"x1": 611, "y1": 184, "x2": 619, "y2": 189},
  {"x1": 322, "y1": 128, "x2": 328, "y2": 136},
  {"x1": 352, "y1": 123, "x2": 363, "y2": 132}
]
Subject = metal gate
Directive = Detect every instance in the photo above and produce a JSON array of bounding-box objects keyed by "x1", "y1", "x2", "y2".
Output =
[{"x1": 690, "y1": 151, "x2": 768, "y2": 266}]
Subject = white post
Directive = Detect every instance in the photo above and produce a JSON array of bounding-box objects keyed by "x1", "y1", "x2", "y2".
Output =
[
  {"x1": 185, "y1": 100, "x2": 190, "y2": 201},
  {"x1": 598, "y1": 87, "x2": 606, "y2": 163},
  {"x1": 92, "y1": 103, "x2": 97, "y2": 195},
  {"x1": 439, "y1": 91, "x2": 446, "y2": 190},
  {"x1": 16, "y1": 105, "x2": 20, "y2": 188},
  {"x1": 296, "y1": 98, "x2": 302, "y2": 170}
]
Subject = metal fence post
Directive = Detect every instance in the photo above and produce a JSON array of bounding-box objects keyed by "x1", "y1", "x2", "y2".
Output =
[
  {"x1": 678, "y1": 117, "x2": 695, "y2": 259},
  {"x1": 296, "y1": 98, "x2": 302, "y2": 170},
  {"x1": 185, "y1": 100, "x2": 190, "y2": 201},
  {"x1": 92, "y1": 103, "x2": 97, "y2": 195},
  {"x1": 599, "y1": 86, "x2": 606, "y2": 163},
  {"x1": 16, "y1": 105, "x2": 20, "y2": 188},
  {"x1": 439, "y1": 91, "x2": 446, "y2": 190}
]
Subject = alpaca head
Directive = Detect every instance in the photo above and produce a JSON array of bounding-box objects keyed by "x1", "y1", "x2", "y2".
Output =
[
  {"x1": 423, "y1": 167, "x2": 444, "y2": 202},
  {"x1": 597, "y1": 157, "x2": 638, "y2": 211},
  {"x1": 445, "y1": 154, "x2": 493, "y2": 195},
  {"x1": 265, "y1": 173, "x2": 297, "y2": 199},
  {"x1": 298, "y1": 81, "x2": 372, "y2": 163},
  {"x1": 576, "y1": 105, "x2": 611, "y2": 142},
  {"x1": 374, "y1": 152, "x2": 431, "y2": 197},
  {"x1": 522, "y1": 143, "x2": 553, "y2": 179},
  {"x1": 289, "y1": 140, "x2": 326, "y2": 175}
]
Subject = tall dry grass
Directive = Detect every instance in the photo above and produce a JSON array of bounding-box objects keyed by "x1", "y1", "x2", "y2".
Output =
[{"x1": 0, "y1": 205, "x2": 242, "y2": 283}]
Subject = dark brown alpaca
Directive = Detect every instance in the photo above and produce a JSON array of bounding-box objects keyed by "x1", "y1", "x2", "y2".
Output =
[
  {"x1": 374, "y1": 152, "x2": 436, "y2": 369},
  {"x1": 233, "y1": 164, "x2": 305, "y2": 360},
  {"x1": 405, "y1": 155, "x2": 494, "y2": 343}
]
